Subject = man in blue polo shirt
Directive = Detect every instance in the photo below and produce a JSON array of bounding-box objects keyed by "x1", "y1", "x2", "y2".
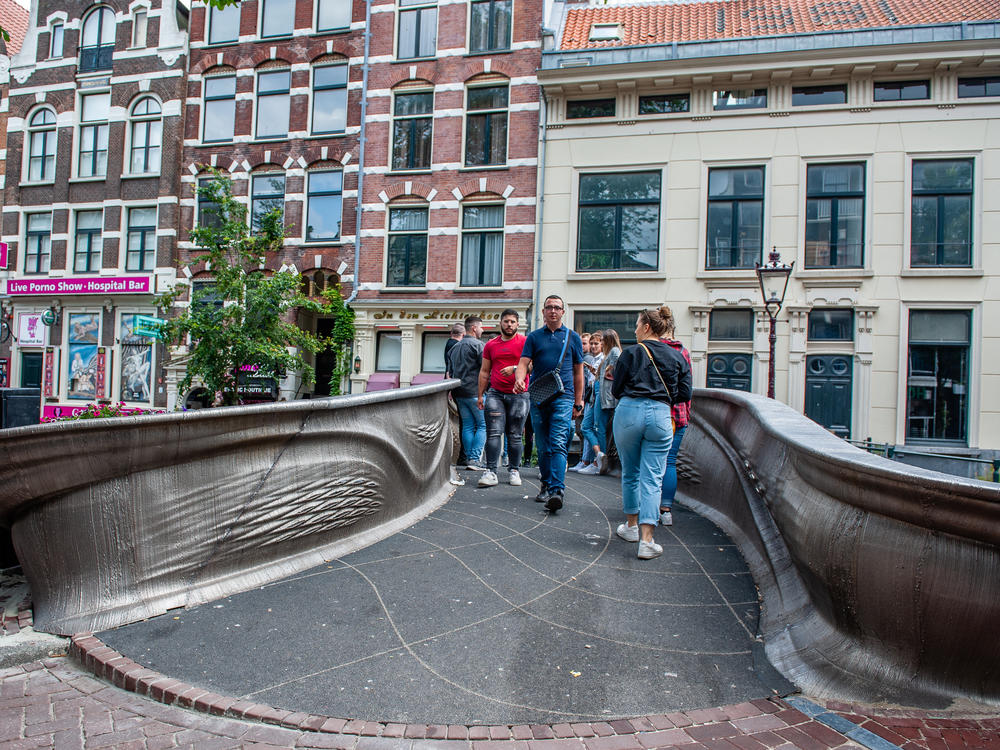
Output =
[{"x1": 514, "y1": 295, "x2": 584, "y2": 512}]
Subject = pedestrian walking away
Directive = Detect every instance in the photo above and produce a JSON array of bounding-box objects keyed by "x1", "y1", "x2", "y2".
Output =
[
  {"x1": 612, "y1": 306, "x2": 692, "y2": 559},
  {"x1": 515, "y1": 295, "x2": 584, "y2": 513},
  {"x1": 476, "y1": 309, "x2": 530, "y2": 488},
  {"x1": 448, "y1": 316, "x2": 486, "y2": 470},
  {"x1": 576, "y1": 332, "x2": 606, "y2": 475},
  {"x1": 659, "y1": 309, "x2": 693, "y2": 527},
  {"x1": 445, "y1": 323, "x2": 468, "y2": 467},
  {"x1": 593, "y1": 329, "x2": 622, "y2": 474}
]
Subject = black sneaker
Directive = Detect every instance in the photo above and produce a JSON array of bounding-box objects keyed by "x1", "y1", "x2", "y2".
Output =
[
  {"x1": 534, "y1": 486, "x2": 550, "y2": 503},
  {"x1": 545, "y1": 491, "x2": 563, "y2": 513}
]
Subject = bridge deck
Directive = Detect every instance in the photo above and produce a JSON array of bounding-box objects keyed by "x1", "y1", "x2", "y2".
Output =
[{"x1": 99, "y1": 467, "x2": 790, "y2": 725}]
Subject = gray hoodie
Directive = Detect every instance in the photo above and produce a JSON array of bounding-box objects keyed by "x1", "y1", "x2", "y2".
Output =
[{"x1": 447, "y1": 335, "x2": 485, "y2": 398}]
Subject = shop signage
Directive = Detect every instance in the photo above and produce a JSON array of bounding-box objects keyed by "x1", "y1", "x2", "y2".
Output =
[
  {"x1": 371, "y1": 309, "x2": 504, "y2": 321},
  {"x1": 133, "y1": 315, "x2": 166, "y2": 338},
  {"x1": 43, "y1": 347, "x2": 56, "y2": 398},
  {"x1": 18, "y1": 313, "x2": 47, "y2": 346},
  {"x1": 0, "y1": 241, "x2": 7, "y2": 270},
  {"x1": 6, "y1": 276, "x2": 153, "y2": 296},
  {"x1": 0, "y1": 358, "x2": 8, "y2": 388},
  {"x1": 95, "y1": 347, "x2": 107, "y2": 399}
]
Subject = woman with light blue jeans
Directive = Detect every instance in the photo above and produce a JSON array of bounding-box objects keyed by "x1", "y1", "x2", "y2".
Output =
[{"x1": 611, "y1": 307, "x2": 693, "y2": 559}]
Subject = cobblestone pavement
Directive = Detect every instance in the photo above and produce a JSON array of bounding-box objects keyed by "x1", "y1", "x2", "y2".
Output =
[{"x1": 2, "y1": 657, "x2": 1000, "y2": 749}]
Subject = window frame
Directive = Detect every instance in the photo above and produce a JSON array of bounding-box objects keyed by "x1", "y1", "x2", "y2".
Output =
[
  {"x1": 73, "y1": 210, "x2": 104, "y2": 274},
  {"x1": 128, "y1": 96, "x2": 162, "y2": 175},
  {"x1": 638, "y1": 93, "x2": 690, "y2": 115},
  {"x1": 396, "y1": 0, "x2": 438, "y2": 60},
  {"x1": 260, "y1": 0, "x2": 295, "y2": 38},
  {"x1": 469, "y1": 0, "x2": 512, "y2": 54},
  {"x1": 26, "y1": 108, "x2": 58, "y2": 183},
  {"x1": 386, "y1": 205, "x2": 429, "y2": 288},
  {"x1": 908, "y1": 158, "x2": 974, "y2": 269},
  {"x1": 207, "y1": 3, "x2": 240, "y2": 44},
  {"x1": 566, "y1": 98, "x2": 616, "y2": 119},
  {"x1": 460, "y1": 202, "x2": 505, "y2": 288},
  {"x1": 391, "y1": 89, "x2": 434, "y2": 171},
  {"x1": 956, "y1": 76, "x2": 1000, "y2": 99},
  {"x1": 708, "y1": 309, "x2": 754, "y2": 341},
  {"x1": 705, "y1": 165, "x2": 765, "y2": 270},
  {"x1": 421, "y1": 332, "x2": 450, "y2": 373},
  {"x1": 255, "y1": 68, "x2": 292, "y2": 140},
  {"x1": 305, "y1": 170, "x2": 344, "y2": 243},
  {"x1": 463, "y1": 82, "x2": 509, "y2": 168},
  {"x1": 250, "y1": 173, "x2": 286, "y2": 233},
  {"x1": 131, "y1": 8, "x2": 148, "y2": 48},
  {"x1": 49, "y1": 22, "x2": 65, "y2": 58},
  {"x1": 807, "y1": 308, "x2": 854, "y2": 341},
  {"x1": 791, "y1": 84, "x2": 848, "y2": 107},
  {"x1": 196, "y1": 177, "x2": 223, "y2": 230},
  {"x1": 804, "y1": 162, "x2": 866, "y2": 269},
  {"x1": 125, "y1": 207, "x2": 157, "y2": 272},
  {"x1": 376, "y1": 331, "x2": 403, "y2": 372},
  {"x1": 873, "y1": 80, "x2": 930, "y2": 102},
  {"x1": 79, "y1": 6, "x2": 116, "y2": 73},
  {"x1": 316, "y1": 0, "x2": 352, "y2": 32},
  {"x1": 77, "y1": 91, "x2": 111, "y2": 179},
  {"x1": 575, "y1": 170, "x2": 662, "y2": 273},
  {"x1": 311, "y1": 63, "x2": 349, "y2": 136},
  {"x1": 24, "y1": 213, "x2": 53, "y2": 275},
  {"x1": 713, "y1": 88, "x2": 767, "y2": 111},
  {"x1": 202, "y1": 73, "x2": 237, "y2": 143},
  {"x1": 118, "y1": 312, "x2": 157, "y2": 404}
]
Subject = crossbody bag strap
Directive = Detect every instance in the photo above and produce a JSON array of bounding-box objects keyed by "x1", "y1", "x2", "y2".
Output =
[
  {"x1": 638, "y1": 342, "x2": 672, "y2": 401},
  {"x1": 554, "y1": 328, "x2": 570, "y2": 370}
]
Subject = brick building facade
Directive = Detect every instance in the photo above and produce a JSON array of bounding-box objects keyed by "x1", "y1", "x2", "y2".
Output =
[{"x1": 1, "y1": 0, "x2": 187, "y2": 416}]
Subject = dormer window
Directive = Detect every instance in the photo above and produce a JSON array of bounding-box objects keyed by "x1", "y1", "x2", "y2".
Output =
[{"x1": 589, "y1": 23, "x2": 621, "y2": 41}]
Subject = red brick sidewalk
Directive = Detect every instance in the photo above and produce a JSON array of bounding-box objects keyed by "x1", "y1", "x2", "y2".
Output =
[{"x1": 826, "y1": 703, "x2": 1000, "y2": 750}]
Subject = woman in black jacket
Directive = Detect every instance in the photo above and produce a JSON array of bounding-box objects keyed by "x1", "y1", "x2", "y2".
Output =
[{"x1": 611, "y1": 306, "x2": 693, "y2": 559}]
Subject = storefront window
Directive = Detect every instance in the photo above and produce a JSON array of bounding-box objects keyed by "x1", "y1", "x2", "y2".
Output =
[
  {"x1": 120, "y1": 315, "x2": 154, "y2": 403},
  {"x1": 67, "y1": 313, "x2": 101, "y2": 400},
  {"x1": 376, "y1": 331, "x2": 402, "y2": 371},
  {"x1": 421, "y1": 333, "x2": 449, "y2": 373},
  {"x1": 906, "y1": 310, "x2": 970, "y2": 443}
]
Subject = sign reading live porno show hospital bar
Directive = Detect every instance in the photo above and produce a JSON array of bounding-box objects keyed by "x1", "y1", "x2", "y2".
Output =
[{"x1": 6, "y1": 276, "x2": 153, "y2": 296}]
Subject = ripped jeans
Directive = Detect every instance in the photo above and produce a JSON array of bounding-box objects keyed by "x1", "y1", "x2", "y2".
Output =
[{"x1": 483, "y1": 389, "x2": 530, "y2": 473}]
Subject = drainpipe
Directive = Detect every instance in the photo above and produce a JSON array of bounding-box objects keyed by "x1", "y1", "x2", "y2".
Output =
[
  {"x1": 531, "y1": 93, "x2": 548, "y2": 330},
  {"x1": 346, "y1": 0, "x2": 372, "y2": 305}
]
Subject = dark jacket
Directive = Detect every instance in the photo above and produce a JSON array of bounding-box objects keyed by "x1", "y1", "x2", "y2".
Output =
[
  {"x1": 448, "y1": 335, "x2": 485, "y2": 398},
  {"x1": 611, "y1": 339, "x2": 692, "y2": 406}
]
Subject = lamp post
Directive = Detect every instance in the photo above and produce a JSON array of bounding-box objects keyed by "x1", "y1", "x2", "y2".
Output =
[{"x1": 755, "y1": 247, "x2": 794, "y2": 399}]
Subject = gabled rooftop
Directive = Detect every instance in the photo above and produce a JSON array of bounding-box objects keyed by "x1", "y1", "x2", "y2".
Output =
[{"x1": 0, "y1": 0, "x2": 30, "y2": 56}]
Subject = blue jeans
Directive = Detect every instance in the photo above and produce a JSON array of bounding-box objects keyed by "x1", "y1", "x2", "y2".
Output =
[
  {"x1": 580, "y1": 401, "x2": 602, "y2": 460},
  {"x1": 613, "y1": 396, "x2": 673, "y2": 527},
  {"x1": 484, "y1": 390, "x2": 529, "y2": 472},
  {"x1": 456, "y1": 396, "x2": 486, "y2": 463},
  {"x1": 661, "y1": 424, "x2": 686, "y2": 509},
  {"x1": 530, "y1": 395, "x2": 574, "y2": 493}
]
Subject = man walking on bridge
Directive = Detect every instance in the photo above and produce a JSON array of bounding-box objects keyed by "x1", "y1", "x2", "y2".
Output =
[
  {"x1": 514, "y1": 296, "x2": 584, "y2": 512},
  {"x1": 476, "y1": 309, "x2": 530, "y2": 488},
  {"x1": 449, "y1": 316, "x2": 486, "y2": 470}
]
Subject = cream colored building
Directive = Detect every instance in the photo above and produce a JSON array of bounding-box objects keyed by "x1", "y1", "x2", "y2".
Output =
[{"x1": 536, "y1": 1, "x2": 1000, "y2": 453}]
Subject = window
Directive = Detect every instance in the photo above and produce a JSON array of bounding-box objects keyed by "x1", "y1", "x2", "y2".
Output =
[
  {"x1": 873, "y1": 80, "x2": 929, "y2": 102},
  {"x1": 129, "y1": 97, "x2": 162, "y2": 174},
  {"x1": 197, "y1": 177, "x2": 223, "y2": 230},
  {"x1": 317, "y1": 0, "x2": 351, "y2": 30},
  {"x1": 306, "y1": 171, "x2": 343, "y2": 242},
  {"x1": 575, "y1": 311, "x2": 641, "y2": 345},
  {"x1": 376, "y1": 332, "x2": 402, "y2": 371},
  {"x1": 464, "y1": 84, "x2": 508, "y2": 166},
  {"x1": 251, "y1": 174, "x2": 285, "y2": 232},
  {"x1": 67, "y1": 313, "x2": 101, "y2": 401},
  {"x1": 421, "y1": 333, "x2": 449, "y2": 373},
  {"x1": 120, "y1": 315, "x2": 154, "y2": 403},
  {"x1": 911, "y1": 159, "x2": 973, "y2": 267},
  {"x1": 256, "y1": 69, "x2": 291, "y2": 139},
  {"x1": 397, "y1": 0, "x2": 437, "y2": 59},
  {"x1": 27, "y1": 109, "x2": 57, "y2": 182},
  {"x1": 132, "y1": 9, "x2": 147, "y2": 47},
  {"x1": 792, "y1": 84, "x2": 847, "y2": 106},
  {"x1": 80, "y1": 7, "x2": 115, "y2": 73},
  {"x1": 957, "y1": 76, "x2": 1000, "y2": 98},
  {"x1": 74, "y1": 210, "x2": 104, "y2": 273},
  {"x1": 392, "y1": 91, "x2": 433, "y2": 170},
  {"x1": 577, "y1": 172, "x2": 660, "y2": 271},
  {"x1": 714, "y1": 88, "x2": 766, "y2": 110},
  {"x1": 566, "y1": 98, "x2": 615, "y2": 119},
  {"x1": 126, "y1": 207, "x2": 157, "y2": 271},
  {"x1": 203, "y1": 74, "x2": 236, "y2": 142},
  {"x1": 312, "y1": 64, "x2": 348, "y2": 135},
  {"x1": 706, "y1": 167, "x2": 763, "y2": 269},
  {"x1": 261, "y1": 0, "x2": 294, "y2": 37},
  {"x1": 589, "y1": 23, "x2": 621, "y2": 41},
  {"x1": 387, "y1": 207, "x2": 428, "y2": 286},
  {"x1": 469, "y1": 0, "x2": 511, "y2": 53},
  {"x1": 78, "y1": 92, "x2": 110, "y2": 178},
  {"x1": 461, "y1": 204, "x2": 503, "y2": 286},
  {"x1": 638, "y1": 93, "x2": 689, "y2": 114},
  {"x1": 50, "y1": 22, "x2": 64, "y2": 58},
  {"x1": 906, "y1": 310, "x2": 970, "y2": 443},
  {"x1": 208, "y1": 4, "x2": 240, "y2": 44},
  {"x1": 808, "y1": 309, "x2": 853, "y2": 341},
  {"x1": 709, "y1": 309, "x2": 753, "y2": 341},
  {"x1": 24, "y1": 213, "x2": 52, "y2": 274},
  {"x1": 805, "y1": 163, "x2": 864, "y2": 268}
]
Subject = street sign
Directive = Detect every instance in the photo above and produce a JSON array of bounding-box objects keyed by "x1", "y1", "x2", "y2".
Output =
[
  {"x1": 133, "y1": 314, "x2": 166, "y2": 338},
  {"x1": 40, "y1": 309, "x2": 58, "y2": 326}
]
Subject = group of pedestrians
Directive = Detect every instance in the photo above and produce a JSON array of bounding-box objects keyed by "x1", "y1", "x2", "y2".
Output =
[{"x1": 446, "y1": 297, "x2": 693, "y2": 560}]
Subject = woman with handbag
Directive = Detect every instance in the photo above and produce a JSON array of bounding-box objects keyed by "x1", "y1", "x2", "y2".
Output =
[
  {"x1": 611, "y1": 307, "x2": 693, "y2": 559},
  {"x1": 659, "y1": 312, "x2": 692, "y2": 526}
]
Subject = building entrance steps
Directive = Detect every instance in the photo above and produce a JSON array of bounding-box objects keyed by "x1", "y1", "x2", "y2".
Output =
[{"x1": 97, "y1": 469, "x2": 791, "y2": 726}]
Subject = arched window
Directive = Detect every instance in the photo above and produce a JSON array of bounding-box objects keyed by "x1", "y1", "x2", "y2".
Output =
[
  {"x1": 129, "y1": 97, "x2": 162, "y2": 174},
  {"x1": 80, "y1": 7, "x2": 116, "y2": 73},
  {"x1": 27, "y1": 109, "x2": 57, "y2": 181}
]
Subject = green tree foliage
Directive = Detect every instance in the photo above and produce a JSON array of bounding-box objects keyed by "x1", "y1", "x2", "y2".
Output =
[{"x1": 157, "y1": 170, "x2": 354, "y2": 405}]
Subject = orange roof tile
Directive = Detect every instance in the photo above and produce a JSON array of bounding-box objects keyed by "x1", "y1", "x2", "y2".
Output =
[
  {"x1": 0, "y1": 0, "x2": 30, "y2": 56},
  {"x1": 560, "y1": 0, "x2": 1000, "y2": 49}
]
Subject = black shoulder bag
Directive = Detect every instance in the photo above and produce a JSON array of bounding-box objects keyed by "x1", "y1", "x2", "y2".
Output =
[{"x1": 527, "y1": 330, "x2": 570, "y2": 407}]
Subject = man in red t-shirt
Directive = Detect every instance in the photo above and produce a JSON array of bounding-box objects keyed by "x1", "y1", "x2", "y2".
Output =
[{"x1": 476, "y1": 309, "x2": 530, "y2": 488}]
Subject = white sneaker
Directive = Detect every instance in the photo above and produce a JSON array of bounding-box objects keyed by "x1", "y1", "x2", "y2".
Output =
[
  {"x1": 660, "y1": 509, "x2": 673, "y2": 526},
  {"x1": 578, "y1": 463, "x2": 600, "y2": 475},
  {"x1": 638, "y1": 540, "x2": 663, "y2": 559},
  {"x1": 478, "y1": 470, "x2": 499, "y2": 487},
  {"x1": 508, "y1": 469, "x2": 522, "y2": 486},
  {"x1": 569, "y1": 461, "x2": 587, "y2": 472},
  {"x1": 596, "y1": 451, "x2": 609, "y2": 474},
  {"x1": 616, "y1": 523, "x2": 639, "y2": 542}
]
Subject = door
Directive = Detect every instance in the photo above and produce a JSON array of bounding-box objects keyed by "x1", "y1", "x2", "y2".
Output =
[
  {"x1": 706, "y1": 353, "x2": 752, "y2": 391},
  {"x1": 20, "y1": 352, "x2": 43, "y2": 388},
  {"x1": 804, "y1": 354, "x2": 852, "y2": 438}
]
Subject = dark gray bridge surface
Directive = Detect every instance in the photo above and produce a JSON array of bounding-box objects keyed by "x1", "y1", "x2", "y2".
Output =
[{"x1": 99, "y1": 469, "x2": 789, "y2": 725}]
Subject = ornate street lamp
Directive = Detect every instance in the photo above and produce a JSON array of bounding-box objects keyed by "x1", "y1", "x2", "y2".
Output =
[{"x1": 755, "y1": 247, "x2": 794, "y2": 399}]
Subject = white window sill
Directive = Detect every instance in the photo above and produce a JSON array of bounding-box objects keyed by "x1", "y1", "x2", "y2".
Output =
[
  {"x1": 121, "y1": 172, "x2": 161, "y2": 180},
  {"x1": 900, "y1": 268, "x2": 982, "y2": 278},
  {"x1": 568, "y1": 271, "x2": 665, "y2": 281},
  {"x1": 68, "y1": 176, "x2": 107, "y2": 183}
]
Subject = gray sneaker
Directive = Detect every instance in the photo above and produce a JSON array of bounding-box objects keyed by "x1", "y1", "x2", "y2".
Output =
[
  {"x1": 478, "y1": 470, "x2": 499, "y2": 487},
  {"x1": 637, "y1": 540, "x2": 663, "y2": 559},
  {"x1": 508, "y1": 469, "x2": 522, "y2": 486},
  {"x1": 660, "y1": 509, "x2": 673, "y2": 526},
  {"x1": 616, "y1": 523, "x2": 639, "y2": 542}
]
